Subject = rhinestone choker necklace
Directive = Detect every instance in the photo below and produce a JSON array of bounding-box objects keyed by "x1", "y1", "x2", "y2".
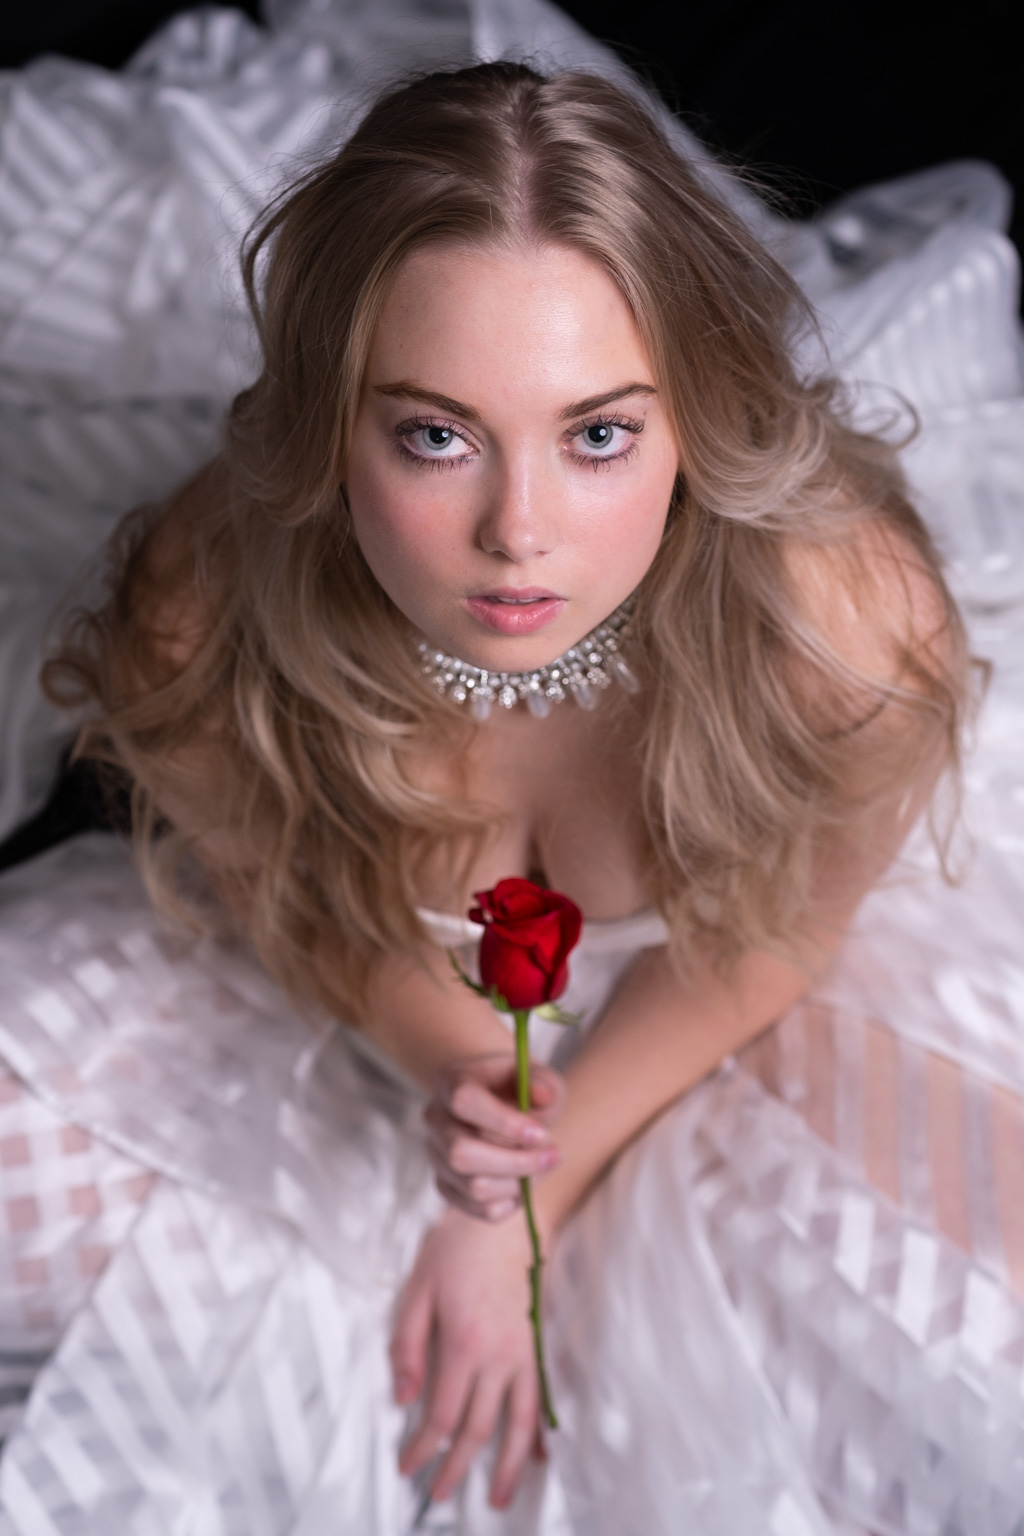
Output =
[{"x1": 417, "y1": 598, "x2": 639, "y2": 720}]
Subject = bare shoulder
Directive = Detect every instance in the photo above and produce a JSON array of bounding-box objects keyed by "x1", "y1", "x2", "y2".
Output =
[
  {"x1": 783, "y1": 513, "x2": 966, "y2": 909},
  {"x1": 783, "y1": 512, "x2": 959, "y2": 725}
]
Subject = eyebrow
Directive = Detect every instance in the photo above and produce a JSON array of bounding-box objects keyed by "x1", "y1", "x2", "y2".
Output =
[
  {"x1": 557, "y1": 383, "x2": 657, "y2": 420},
  {"x1": 374, "y1": 383, "x2": 482, "y2": 421},
  {"x1": 373, "y1": 380, "x2": 658, "y2": 423}
]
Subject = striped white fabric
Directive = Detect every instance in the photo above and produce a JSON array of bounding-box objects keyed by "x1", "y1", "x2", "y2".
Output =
[{"x1": 2, "y1": 0, "x2": 1024, "y2": 1531}]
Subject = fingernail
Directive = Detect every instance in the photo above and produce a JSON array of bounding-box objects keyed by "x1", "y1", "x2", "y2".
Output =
[
  {"x1": 394, "y1": 1372, "x2": 414, "y2": 1404},
  {"x1": 522, "y1": 1123, "x2": 548, "y2": 1146},
  {"x1": 540, "y1": 1148, "x2": 560, "y2": 1170}
]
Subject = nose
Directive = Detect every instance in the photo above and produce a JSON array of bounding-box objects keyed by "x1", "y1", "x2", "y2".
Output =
[{"x1": 475, "y1": 463, "x2": 557, "y2": 563}]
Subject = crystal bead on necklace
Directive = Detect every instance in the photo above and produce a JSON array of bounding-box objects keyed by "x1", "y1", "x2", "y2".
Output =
[{"x1": 417, "y1": 597, "x2": 639, "y2": 720}]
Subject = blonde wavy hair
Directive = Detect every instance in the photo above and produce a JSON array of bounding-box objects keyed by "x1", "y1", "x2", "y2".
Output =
[{"x1": 45, "y1": 62, "x2": 970, "y2": 1018}]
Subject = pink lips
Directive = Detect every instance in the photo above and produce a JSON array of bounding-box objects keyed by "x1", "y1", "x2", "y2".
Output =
[{"x1": 465, "y1": 588, "x2": 566, "y2": 636}]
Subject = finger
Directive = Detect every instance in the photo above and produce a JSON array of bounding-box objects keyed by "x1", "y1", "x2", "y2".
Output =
[
  {"x1": 455, "y1": 1173, "x2": 523, "y2": 1206},
  {"x1": 489, "y1": 1369, "x2": 540, "y2": 1510},
  {"x1": 435, "y1": 1170, "x2": 519, "y2": 1223},
  {"x1": 438, "y1": 1052, "x2": 563, "y2": 1109},
  {"x1": 437, "y1": 1129, "x2": 561, "y2": 1181},
  {"x1": 389, "y1": 1283, "x2": 432, "y2": 1407},
  {"x1": 423, "y1": 1105, "x2": 521, "y2": 1161},
  {"x1": 399, "y1": 1352, "x2": 476, "y2": 1477},
  {"x1": 439, "y1": 1053, "x2": 518, "y2": 1091},
  {"x1": 431, "y1": 1372, "x2": 507, "y2": 1503},
  {"x1": 443, "y1": 1074, "x2": 552, "y2": 1147},
  {"x1": 435, "y1": 1054, "x2": 517, "y2": 1108},
  {"x1": 424, "y1": 1104, "x2": 555, "y2": 1176},
  {"x1": 439, "y1": 1167, "x2": 525, "y2": 1216},
  {"x1": 468, "y1": 1057, "x2": 565, "y2": 1125}
]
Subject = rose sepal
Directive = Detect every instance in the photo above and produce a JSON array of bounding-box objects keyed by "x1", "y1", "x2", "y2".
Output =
[
  {"x1": 447, "y1": 951, "x2": 514, "y2": 1014},
  {"x1": 534, "y1": 1002, "x2": 580, "y2": 1027}
]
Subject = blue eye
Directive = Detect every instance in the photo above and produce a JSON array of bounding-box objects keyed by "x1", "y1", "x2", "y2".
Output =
[
  {"x1": 396, "y1": 419, "x2": 475, "y2": 464},
  {"x1": 574, "y1": 420, "x2": 634, "y2": 457}
]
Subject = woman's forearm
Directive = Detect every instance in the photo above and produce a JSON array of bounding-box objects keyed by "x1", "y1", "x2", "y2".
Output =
[
  {"x1": 319, "y1": 913, "x2": 832, "y2": 1231},
  {"x1": 336, "y1": 941, "x2": 515, "y2": 1092},
  {"x1": 531, "y1": 942, "x2": 823, "y2": 1242}
]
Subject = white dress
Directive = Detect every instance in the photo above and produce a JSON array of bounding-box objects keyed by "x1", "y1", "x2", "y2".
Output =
[{"x1": 2, "y1": 4, "x2": 1024, "y2": 1533}]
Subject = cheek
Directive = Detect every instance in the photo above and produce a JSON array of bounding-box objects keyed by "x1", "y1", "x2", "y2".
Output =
[
  {"x1": 585, "y1": 465, "x2": 674, "y2": 568},
  {"x1": 632, "y1": 444, "x2": 680, "y2": 549},
  {"x1": 347, "y1": 457, "x2": 455, "y2": 581}
]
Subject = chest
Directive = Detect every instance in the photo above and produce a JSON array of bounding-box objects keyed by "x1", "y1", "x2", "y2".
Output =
[{"x1": 415, "y1": 698, "x2": 653, "y2": 920}]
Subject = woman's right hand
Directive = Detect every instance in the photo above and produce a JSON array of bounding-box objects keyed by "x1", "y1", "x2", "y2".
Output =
[
  {"x1": 424, "y1": 1053, "x2": 565, "y2": 1222},
  {"x1": 391, "y1": 1205, "x2": 546, "y2": 1509}
]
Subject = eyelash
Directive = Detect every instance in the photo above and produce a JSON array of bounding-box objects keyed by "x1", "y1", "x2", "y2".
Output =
[
  {"x1": 566, "y1": 414, "x2": 644, "y2": 472},
  {"x1": 392, "y1": 412, "x2": 645, "y2": 473},
  {"x1": 394, "y1": 417, "x2": 473, "y2": 473}
]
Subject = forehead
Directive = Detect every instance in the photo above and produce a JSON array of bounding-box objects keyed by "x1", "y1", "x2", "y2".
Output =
[{"x1": 365, "y1": 242, "x2": 654, "y2": 409}]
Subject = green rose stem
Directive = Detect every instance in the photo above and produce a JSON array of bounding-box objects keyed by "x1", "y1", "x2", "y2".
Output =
[
  {"x1": 514, "y1": 1007, "x2": 558, "y2": 1431},
  {"x1": 448, "y1": 944, "x2": 571, "y2": 1434}
]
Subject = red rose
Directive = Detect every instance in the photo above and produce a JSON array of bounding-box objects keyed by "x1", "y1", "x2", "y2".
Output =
[{"x1": 469, "y1": 878, "x2": 583, "y2": 1011}]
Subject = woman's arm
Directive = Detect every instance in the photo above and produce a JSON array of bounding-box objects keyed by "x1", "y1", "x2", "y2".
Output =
[
  {"x1": 532, "y1": 940, "x2": 824, "y2": 1240},
  {"x1": 356, "y1": 941, "x2": 546, "y2": 1091},
  {"x1": 426, "y1": 921, "x2": 846, "y2": 1241}
]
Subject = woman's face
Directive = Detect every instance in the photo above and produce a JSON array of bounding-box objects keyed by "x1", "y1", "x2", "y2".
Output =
[{"x1": 346, "y1": 242, "x2": 680, "y2": 672}]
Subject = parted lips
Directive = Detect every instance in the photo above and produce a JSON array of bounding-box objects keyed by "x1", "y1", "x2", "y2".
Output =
[{"x1": 469, "y1": 878, "x2": 583, "y2": 1011}]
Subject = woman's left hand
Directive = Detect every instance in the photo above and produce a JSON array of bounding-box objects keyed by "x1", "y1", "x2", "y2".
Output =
[
  {"x1": 424, "y1": 1053, "x2": 565, "y2": 1222},
  {"x1": 391, "y1": 1206, "x2": 545, "y2": 1508}
]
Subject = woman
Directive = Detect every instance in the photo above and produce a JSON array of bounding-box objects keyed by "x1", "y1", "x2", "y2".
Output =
[{"x1": 1, "y1": 46, "x2": 1022, "y2": 1536}]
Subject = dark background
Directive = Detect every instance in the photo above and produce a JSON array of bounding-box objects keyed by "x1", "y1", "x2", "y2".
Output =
[
  {"x1": 2, "y1": 0, "x2": 1021, "y2": 256},
  {"x1": 0, "y1": 0, "x2": 1020, "y2": 869}
]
